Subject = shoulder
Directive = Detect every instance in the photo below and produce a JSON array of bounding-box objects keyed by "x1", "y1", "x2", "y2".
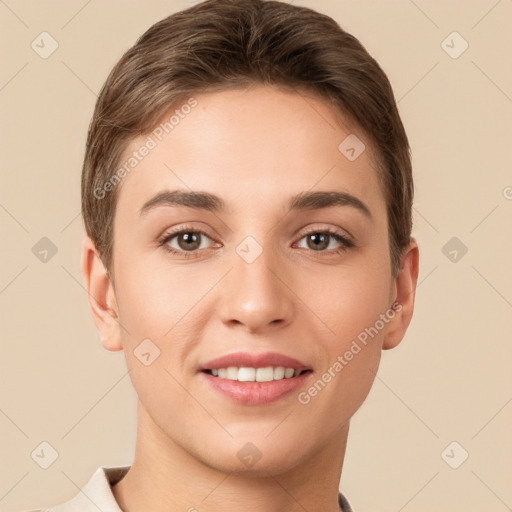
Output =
[{"x1": 23, "y1": 465, "x2": 130, "y2": 512}]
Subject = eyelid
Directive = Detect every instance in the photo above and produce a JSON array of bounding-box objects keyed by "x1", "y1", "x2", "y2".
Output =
[
  {"x1": 158, "y1": 223, "x2": 214, "y2": 241},
  {"x1": 295, "y1": 223, "x2": 353, "y2": 242}
]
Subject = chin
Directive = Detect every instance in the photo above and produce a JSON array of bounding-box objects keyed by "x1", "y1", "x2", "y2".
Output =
[
  {"x1": 207, "y1": 450, "x2": 306, "y2": 477},
  {"x1": 196, "y1": 432, "x2": 312, "y2": 476}
]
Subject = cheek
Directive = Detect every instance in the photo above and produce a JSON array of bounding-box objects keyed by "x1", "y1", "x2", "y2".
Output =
[
  {"x1": 314, "y1": 262, "x2": 392, "y2": 344},
  {"x1": 113, "y1": 245, "x2": 185, "y2": 333},
  {"x1": 298, "y1": 282, "x2": 386, "y2": 431},
  {"x1": 305, "y1": 260, "x2": 391, "y2": 402}
]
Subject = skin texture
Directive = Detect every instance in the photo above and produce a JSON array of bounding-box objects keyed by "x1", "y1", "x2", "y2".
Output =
[{"x1": 81, "y1": 84, "x2": 419, "y2": 512}]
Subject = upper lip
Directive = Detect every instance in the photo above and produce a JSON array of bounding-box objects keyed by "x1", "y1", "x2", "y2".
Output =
[{"x1": 200, "y1": 352, "x2": 311, "y2": 371}]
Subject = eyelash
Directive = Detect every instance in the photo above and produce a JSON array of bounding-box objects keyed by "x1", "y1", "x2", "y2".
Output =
[{"x1": 158, "y1": 224, "x2": 355, "y2": 259}]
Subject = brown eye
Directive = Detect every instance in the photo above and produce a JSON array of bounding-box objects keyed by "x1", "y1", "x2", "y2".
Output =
[
  {"x1": 297, "y1": 229, "x2": 353, "y2": 253},
  {"x1": 175, "y1": 232, "x2": 202, "y2": 251},
  {"x1": 306, "y1": 233, "x2": 330, "y2": 251},
  {"x1": 160, "y1": 227, "x2": 215, "y2": 258}
]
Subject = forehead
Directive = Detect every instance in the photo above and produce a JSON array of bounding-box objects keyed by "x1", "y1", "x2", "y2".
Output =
[{"x1": 114, "y1": 85, "x2": 384, "y2": 218}]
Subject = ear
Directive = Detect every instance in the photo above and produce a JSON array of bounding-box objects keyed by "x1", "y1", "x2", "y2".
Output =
[
  {"x1": 80, "y1": 235, "x2": 123, "y2": 352},
  {"x1": 382, "y1": 238, "x2": 419, "y2": 350}
]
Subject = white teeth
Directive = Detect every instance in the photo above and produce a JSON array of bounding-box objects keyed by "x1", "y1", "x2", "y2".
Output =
[
  {"x1": 256, "y1": 367, "x2": 274, "y2": 382},
  {"x1": 273, "y1": 366, "x2": 285, "y2": 380},
  {"x1": 208, "y1": 366, "x2": 304, "y2": 382},
  {"x1": 238, "y1": 367, "x2": 256, "y2": 381},
  {"x1": 226, "y1": 366, "x2": 239, "y2": 380}
]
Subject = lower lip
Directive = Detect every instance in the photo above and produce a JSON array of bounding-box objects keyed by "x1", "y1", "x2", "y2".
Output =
[{"x1": 201, "y1": 371, "x2": 312, "y2": 406}]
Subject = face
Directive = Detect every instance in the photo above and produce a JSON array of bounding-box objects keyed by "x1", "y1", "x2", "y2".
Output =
[{"x1": 83, "y1": 84, "x2": 418, "y2": 476}]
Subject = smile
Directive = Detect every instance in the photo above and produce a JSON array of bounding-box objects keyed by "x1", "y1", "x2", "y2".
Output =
[{"x1": 203, "y1": 366, "x2": 310, "y2": 382}]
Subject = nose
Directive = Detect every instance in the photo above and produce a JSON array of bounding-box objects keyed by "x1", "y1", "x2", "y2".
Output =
[{"x1": 218, "y1": 242, "x2": 295, "y2": 334}]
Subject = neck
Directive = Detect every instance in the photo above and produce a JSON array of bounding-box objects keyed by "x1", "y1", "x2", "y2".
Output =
[{"x1": 112, "y1": 399, "x2": 349, "y2": 512}]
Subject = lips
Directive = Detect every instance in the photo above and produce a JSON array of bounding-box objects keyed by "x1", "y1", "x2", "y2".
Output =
[
  {"x1": 199, "y1": 351, "x2": 313, "y2": 405},
  {"x1": 200, "y1": 351, "x2": 311, "y2": 372}
]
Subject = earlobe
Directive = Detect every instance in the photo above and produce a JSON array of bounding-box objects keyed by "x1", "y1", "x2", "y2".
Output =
[
  {"x1": 382, "y1": 238, "x2": 420, "y2": 350},
  {"x1": 80, "y1": 235, "x2": 123, "y2": 352}
]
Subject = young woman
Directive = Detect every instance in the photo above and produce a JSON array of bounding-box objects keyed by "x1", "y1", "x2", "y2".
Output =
[{"x1": 30, "y1": 1, "x2": 419, "y2": 510}]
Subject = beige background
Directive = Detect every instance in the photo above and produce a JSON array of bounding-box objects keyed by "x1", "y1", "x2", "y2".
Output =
[{"x1": 1, "y1": 1, "x2": 511, "y2": 511}]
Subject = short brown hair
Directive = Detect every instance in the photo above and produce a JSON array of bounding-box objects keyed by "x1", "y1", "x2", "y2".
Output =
[{"x1": 81, "y1": 0, "x2": 413, "y2": 278}]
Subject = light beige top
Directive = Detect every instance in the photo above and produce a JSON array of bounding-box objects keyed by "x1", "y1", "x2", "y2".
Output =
[
  {"x1": 25, "y1": 465, "x2": 353, "y2": 511},
  {"x1": 25, "y1": 466, "x2": 129, "y2": 512}
]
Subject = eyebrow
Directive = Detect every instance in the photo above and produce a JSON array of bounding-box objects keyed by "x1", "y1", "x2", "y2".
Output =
[{"x1": 139, "y1": 189, "x2": 372, "y2": 219}]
